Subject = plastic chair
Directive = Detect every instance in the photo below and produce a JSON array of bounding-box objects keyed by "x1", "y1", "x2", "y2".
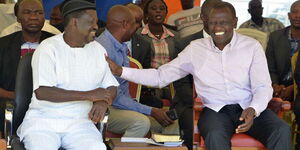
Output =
[
  {"x1": 236, "y1": 28, "x2": 268, "y2": 51},
  {"x1": 192, "y1": 88, "x2": 291, "y2": 150},
  {"x1": 128, "y1": 56, "x2": 143, "y2": 102}
]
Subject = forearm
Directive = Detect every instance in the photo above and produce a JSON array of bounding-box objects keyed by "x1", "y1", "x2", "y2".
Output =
[
  {"x1": 35, "y1": 86, "x2": 95, "y2": 102},
  {"x1": 112, "y1": 93, "x2": 152, "y2": 115},
  {"x1": 0, "y1": 88, "x2": 14, "y2": 100},
  {"x1": 106, "y1": 86, "x2": 117, "y2": 104}
]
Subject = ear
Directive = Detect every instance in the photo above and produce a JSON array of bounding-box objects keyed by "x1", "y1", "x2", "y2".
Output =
[
  {"x1": 288, "y1": 12, "x2": 291, "y2": 21},
  {"x1": 233, "y1": 17, "x2": 238, "y2": 28},
  {"x1": 121, "y1": 20, "x2": 128, "y2": 30},
  {"x1": 71, "y1": 18, "x2": 78, "y2": 28},
  {"x1": 248, "y1": 9, "x2": 250, "y2": 14}
]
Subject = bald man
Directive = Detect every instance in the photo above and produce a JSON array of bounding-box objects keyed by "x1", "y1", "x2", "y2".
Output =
[
  {"x1": 0, "y1": 0, "x2": 54, "y2": 136},
  {"x1": 96, "y1": 5, "x2": 179, "y2": 137}
]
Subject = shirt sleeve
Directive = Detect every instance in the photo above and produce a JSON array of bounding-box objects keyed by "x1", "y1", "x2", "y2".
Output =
[
  {"x1": 32, "y1": 42, "x2": 57, "y2": 91},
  {"x1": 112, "y1": 90, "x2": 152, "y2": 115},
  {"x1": 121, "y1": 45, "x2": 193, "y2": 88},
  {"x1": 248, "y1": 42, "x2": 273, "y2": 116}
]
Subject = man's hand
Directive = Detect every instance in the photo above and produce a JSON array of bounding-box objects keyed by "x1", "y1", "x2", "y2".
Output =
[
  {"x1": 236, "y1": 107, "x2": 256, "y2": 133},
  {"x1": 150, "y1": 108, "x2": 174, "y2": 127},
  {"x1": 272, "y1": 84, "x2": 285, "y2": 97},
  {"x1": 88, "y1": 88, "x2": 111, "y2": 103},
  {"x1": 105, "y1": 56, "x2": 123, "y2": 76},
  {"x1": 89, "y1": 101, "x2": 108, "y2": 123},
  {"x1": 279, "y1": 85, "x2": 293, "y2": 100}
]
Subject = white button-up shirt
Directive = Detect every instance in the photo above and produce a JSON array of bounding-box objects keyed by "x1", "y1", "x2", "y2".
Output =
[{"x1": 121, "y1": 32, "x2": 272, "y2": 116}]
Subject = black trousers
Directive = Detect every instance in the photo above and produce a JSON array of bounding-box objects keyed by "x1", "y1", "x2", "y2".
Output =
[
  {"x1": 294, "y1": 95, "x2": 300, "y2": 150},
  {"x1": 198, "y1": 104, "x2": 292, "y2": 150},
  {"x1": 177, "y1": 107, "x2": 193, "y2": 150}
]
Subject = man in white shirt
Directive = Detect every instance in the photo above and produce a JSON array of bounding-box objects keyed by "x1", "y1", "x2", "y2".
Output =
[
  {"x1": 17, "y1": 1, "x2": 118, "y2": 149},
  {"x1": 107, "y1": 2, "x2": 292, "y2": 150},
  {"x1": 167, "y1": 0, "x2": 202, "y2": 38}
]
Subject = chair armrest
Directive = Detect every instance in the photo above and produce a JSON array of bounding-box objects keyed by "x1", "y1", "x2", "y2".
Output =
[{"x1": 268, "y1": 97, "x2": 291, "y2": 118}]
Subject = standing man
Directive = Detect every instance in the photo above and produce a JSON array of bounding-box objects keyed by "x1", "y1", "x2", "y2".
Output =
[
  {"x1": 17, "y1": 0, "x2": 118, "y2": 149},
  {"x1": 167, "y1": 0, "x2": 202, "y2": 38},
  {"x1": 0, "y1": 0, "x2": 53, "y2": 136},
  {"x1": 239, "y1": 0, "x2": 284, "y2": 34},
  {"x1": 107, "y1": 2, "x2": 292, "y2": 150},
  {"x1": 96, "y1": 5, "x2": 178, "y2": 138}
]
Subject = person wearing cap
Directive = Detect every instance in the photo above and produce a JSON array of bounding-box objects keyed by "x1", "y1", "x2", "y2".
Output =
[{"x1": 16, "y1": 0, "x2": 118, "y2": 149}]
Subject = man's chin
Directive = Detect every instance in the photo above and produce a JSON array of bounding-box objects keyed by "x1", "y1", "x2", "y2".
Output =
[{"x1": 25, "y1": 28, "x2": 42, "y2": 34}]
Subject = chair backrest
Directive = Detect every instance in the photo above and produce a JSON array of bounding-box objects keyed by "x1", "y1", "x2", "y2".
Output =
[
  {"x1": 12, "y1": 53, "x2": 33, "y2": 135},
  {"x1": 236, "y1": 28, "x2": 268, "y2": 51},
  {"x1": 128, "y1": 56, "x2": 143, "y2": 102}
]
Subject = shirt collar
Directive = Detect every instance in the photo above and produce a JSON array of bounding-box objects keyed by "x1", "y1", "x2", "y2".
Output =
[
  {"x1": 203, "y1": 29, "x2": 210, "y2": 38},
  {"x1": 210, "y1": 31, "x2": 236, "y2": 51},
  {"x1": 103, "y1": 29, "x2": 127, "y2": 52},
  {"x1": 141, "y1": 24, "x2": 175, "y2": 40}
]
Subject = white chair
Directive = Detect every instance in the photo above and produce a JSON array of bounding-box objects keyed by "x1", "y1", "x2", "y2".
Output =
[{"x1": 236, "y1": 28, "x2": 268, "y2": 51}]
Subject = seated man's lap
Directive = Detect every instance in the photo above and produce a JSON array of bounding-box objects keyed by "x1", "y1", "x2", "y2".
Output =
[
  {"x1": 198, "y1": 107, "x2": 291, "y2": 147},
  {"x1": 22, "y1": 119, "x2": 105, "y2": 149},
  {"x1": 61, "y1": 121, "x2": 105, "y2": 150},
  {"x1": 108, "y1": 107, "x2": 180, "y2": 136},
  {"x1": 246, "y1": 109, "x2": 291, "y2": 142},
  {"x1": 149, "y1": 116, "x2": 179, "y2": 135},
  {"x1": 107, "y1": 106, "x2": 150, "y2": 137},
  {"x1": 23, "y1": 130, "x2": 61, "y2": 150},
  {"x1": 198, "y1": 107, "x2": 236, "y2": 139}
]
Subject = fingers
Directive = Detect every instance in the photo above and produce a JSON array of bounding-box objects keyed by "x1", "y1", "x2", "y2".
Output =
[
  {"x1": 151, "y1": 108, "x2": 174, "y2": 127},
  {"x1": 161, "y1": 112, "x2": 174, "y2": 126},
  {"x1": 89, "y1": 102, "x2": 108, "y2": 123},
  {"x1": 236, "y1": 121, "x2": 251, "y2": 133}
]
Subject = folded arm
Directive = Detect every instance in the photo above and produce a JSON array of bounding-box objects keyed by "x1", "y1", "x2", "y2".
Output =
[{"x1": 35, "y1": 86, "x2": 117, "y2": 103}]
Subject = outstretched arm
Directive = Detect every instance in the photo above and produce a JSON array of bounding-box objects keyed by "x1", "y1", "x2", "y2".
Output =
[{"x1": 106, "y1": 49, "x2": 191, "y2": 88}]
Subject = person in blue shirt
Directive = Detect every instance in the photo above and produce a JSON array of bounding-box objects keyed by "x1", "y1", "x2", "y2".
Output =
[{"x1": 96, "y1": 5, "x2": 179, "y2": 137}]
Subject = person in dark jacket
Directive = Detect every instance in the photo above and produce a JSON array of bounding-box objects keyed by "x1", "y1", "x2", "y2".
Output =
[{"x1": 0, "y1": 0, "x2": 53, "y2": 136}]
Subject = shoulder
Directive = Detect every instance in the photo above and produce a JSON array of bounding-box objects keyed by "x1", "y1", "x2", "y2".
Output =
[
  {"x1": 0, "y1": 31, "x2": 21, "y2": 42},
  {"x1": 239, "y1": 20, "x2": 251, "y2": 28},
  {"x1": 234, "y1": 33, "x2": 262, "y2": 53},
  {"x1": 189, "y1": 37, "x2": 211, "y2": 51},
  {"x1": 37, "y1": 34, "x2": 63, "y2": 52},
  {"x1": 269, "y1": 27, "x2": 289, "y2": 38},
  {"x1": 265, "y1": 18, "x2": 283, "y2": 24},
  {"x1": 96, "y1": 32, "x2": 114, "y2": 50},
  {"x1": 88, "y1": 41, "x2": 107, "y2": 53}
]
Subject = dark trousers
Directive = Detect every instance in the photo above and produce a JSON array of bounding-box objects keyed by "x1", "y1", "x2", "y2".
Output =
[
  {"x1": 198, "y1": 104, "x2": 292, "y2": 150},
  {"x1": 178, "y1": 107, "x2": 193, "y2": 150},
  {"x1": 294, "y1": 95, "x2": 300, "y2": 150}
]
